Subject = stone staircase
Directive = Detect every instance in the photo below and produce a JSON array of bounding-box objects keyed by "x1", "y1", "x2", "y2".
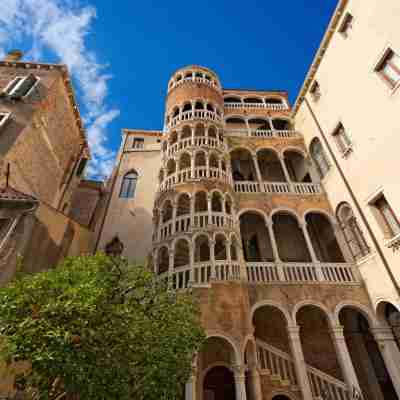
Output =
[{"x1": 256, "y1": 339, "x2": 351, "y2": 400}]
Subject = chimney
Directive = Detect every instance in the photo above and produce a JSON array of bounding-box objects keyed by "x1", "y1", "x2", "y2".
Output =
[{"x1": 4, "y1": 50, "x2": 23, "y2": 62}]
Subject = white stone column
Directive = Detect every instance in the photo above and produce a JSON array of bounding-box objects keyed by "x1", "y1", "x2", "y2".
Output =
[
  {"x1": 300, "y1": 222, "x2": 324, "y2": 281},
  {"x1": 172, "y1": 201, "x2": 177, "y2": 234},
  {"x1": 287, "y1": 325, "x2": 314, "y2": 400},
  {"x1": 330, "y1": 325, "x2": 361, "y2": 391},
  {"x1": 189, "y1": 245, "x2": 195, "y2": 285},
  {"x1": 267, "y1": 221, "x2": 281, "y2": 262},
  {"x1": 185, "y1": 370, "x2": 197, "y2": 400},
  {"x1": 245, "y1": 118, "x2": 250, "y2": 136},
  {"x1": 252, "y1": 154, "x2": 263, "y2": 185},
  {"x1": 206, "y1": 155, "x2": 210, "y2": 178},
  {"x1": 205, "y1": 125, "x2": 209, "y2": 146},
  {"x1": 372, "y1": 327, "x2": 400, "y2": 398},
  {"x1": 210, "y1": 239, "x2": 216, "y2": 279},
  {"x1": 190, "y1": 195, "x2": 195, "y2": 229},
  {"x1": 191, "y1": 125, "x2": 195, "y2": 146},
  {"x1": 168, "y1": 250, "x2": 175, "y2": 288},
  {"x1": 279, "y1": 155, "x2": 293, "y2": 190},
  {"x1": 247, "y1": 363, "x2": 263, "y2": 400},
  {"x1": 191, "y1": 152, "x2": 195, "y2": 179},
  {"x1": 207, "y1": 195, "x2": 212, "y2": 224},
  {"x1": 234, "y1": 365, "x2": 247, "y2": 400}
]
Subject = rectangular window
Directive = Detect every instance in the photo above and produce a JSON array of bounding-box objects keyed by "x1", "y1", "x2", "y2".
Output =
[
  {"x1": 0, "y1": 112, "x2": 11, "y2": 129},
  {"x1": 332, "y1": 123, "x2": 352, "y2": 156},
  {"x1": 310, "y1": 81, "x2": 321, "y2": 102},
  {"x1": 132, "y1": 138, "x2": 144, "y2": 149},
  {"x1": 3, "y1": 74, "x2": 40, "y2": 99},
  {"x1": 338, "y1": 12, "x2": 353, "y2": 37},
  {"x1": 375, "y1": 48, "x2": 400, "y2": 89},
  {"x1": 372, "y1": 195, "x2": 400, "y2": 238}
]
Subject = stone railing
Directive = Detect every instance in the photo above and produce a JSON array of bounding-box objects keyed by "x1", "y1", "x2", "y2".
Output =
[
  {"x1": 169, "y1": 76, "x2": 220, "y2": 92},
  {"x1": 246, "y1": 262, "x2": 359, "y2": 284},
  {"x1": 159, "y1": 167, "x2": 230, "y2": 192},
  {"x1": 166, "y1": 136, "x2": 227, "y2": 157},
  {"x1": 226, "y1": 128, "x2": 299, "y2": 139},
  {"x1": 157, "y1": 212, "x2": 235, "y2": 241},
  {"x1": 169, "y1": 110, "x2": 222, "y2": 129},
  {"x1": 257, "y1": 340, "x2": 351, "y2": 400},
  {"x1": 165, "y1": 261, "x2": 242, "y2": 290},
  {"x1": 224, "y1": 102, "x2": 288, "y2": 111},
  {"x1": 234, "y1": 181, "x2": 323, "y2": 195}
]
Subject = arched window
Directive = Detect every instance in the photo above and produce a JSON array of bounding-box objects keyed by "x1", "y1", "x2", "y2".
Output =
[
  {"x1": 310, "y1": 137, "x2": 330, "y2": 179},
  {"x1": 337, "y1": 203, "x2": 370, "y2": 260},
  {"x1": 120, "y1": 171, "x2": 138, "y2": 198}
]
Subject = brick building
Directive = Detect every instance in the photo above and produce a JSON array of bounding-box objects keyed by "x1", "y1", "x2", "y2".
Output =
[
  {"x1": 0, "y1": 50, "x2": 101, "y2": 284},
  {"x1": 97, "y1": 1, "x2": 400, "y2": 399}
]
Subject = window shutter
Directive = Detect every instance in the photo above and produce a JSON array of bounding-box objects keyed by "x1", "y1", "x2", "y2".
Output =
[
  {"x1": 3, "y1": 77, "x2": 23, "y2": 96},
  {"x1": 10, "y1": 74, "x2": 38, "y2": 99}
]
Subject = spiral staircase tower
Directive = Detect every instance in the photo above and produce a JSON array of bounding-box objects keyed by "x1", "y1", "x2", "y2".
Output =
[{"x1": 152, "y1": 66, "x2": 245, "y2": 289}]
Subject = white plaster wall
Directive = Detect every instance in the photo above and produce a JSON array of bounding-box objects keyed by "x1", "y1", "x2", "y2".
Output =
[{"x1": 295, "y1": 0, "x2": 400, "y2": 310}]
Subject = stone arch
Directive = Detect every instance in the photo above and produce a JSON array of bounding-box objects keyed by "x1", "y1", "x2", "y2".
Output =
[
  {"x1": 166, "y1": 158, "x2": 176, "y2": 175},
  {"x1": 292, "y1": 300, "x2": 335, "y2": 328},
  {"x1": 214, "y1": 232, "x2": 228, "y2": 261},
  {"x1": 334, "y1": 301, "x2": 379, "y2": 328},
  {"x1": 156, "y1": 245, "x2": 169, "y2": 275},
  {"x1": 250, "y1": 300, "x2": 293, "y2": 326},
  {"x1": 173, "y1": 236, "x2": 190, "y2": 268},
  {"x1": 243, "y1": 95, "x2": 264, "y2": 104},
  {"x1": 205, "y1": 331, "x2": 242, "y2": 365},
  {"x1": 211, "y1": 190, "x2": 224, "y2": 212},
  {"x1": 195, "y1": 123, "x2": 206, "y2": 137},
  {"x1": 176, "y1": 192, "x2": 191, "y2": 216},
  {"x1": 161, "y1": 199, "x2": 173, "y2": 223},
  {"x1": 302, "y1": 208, "x2": 336, "y2": 225},
  {"x1": 237, "y1": 208, "x2": 269, "y2": 225},
  {"x1": 208, "y1": 124, "x2": 217, "y2": 138},
  {"x1": 269, "y1": 391, "x2": 297, "y2": 400},
  {"x1": 194, "y1": 190, "x2": 208, "y2": 212},
  {"x1": 181, "y1": 125, "x2": 192, "y2": 140},
  {"x1": 270, "y1": 207, "x2": 301, "y2": 221},
  {"x1": 194, "y1": 233, "x2": 211, "y2": 262},
  {"x1": 178, "y1": 151, "x2": 191, "y2": 171},
  {"x1": 209, "y1": 151, "x2": 219, "y2": 169},
  {"x1": 194, "y1": 150, "x2": 207, "y2": 167}
]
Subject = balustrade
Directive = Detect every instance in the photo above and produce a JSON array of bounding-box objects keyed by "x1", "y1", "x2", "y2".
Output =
[
  {"x1": 234, "y1": 181, "x2": 322, "y2": 195},
  {"x1": 166, "y1": 136, "x2": 226, "y2": 157},
  {"x1": 246, "y1": 262, "x2": 359, "y2": 285},
  {"x1": 224, "y1": 102, "x2": 288, "y2": 111},
  {"x1": 169, "y1": 110, "x2": 222, "y2": 129},
  {"x1": 226, "y1": 128, "x2": 298, "y2": 138},
  {"x1": 170, "y1": 76, "x2": 220, "y2": 92},
  {"x1": 159, "y1": 167, "x2": 230, "y2": 192}
]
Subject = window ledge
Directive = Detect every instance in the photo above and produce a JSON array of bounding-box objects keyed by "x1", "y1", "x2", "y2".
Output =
[{"x1": 385, "y1": 234, "x2": 400, "y2": 251}]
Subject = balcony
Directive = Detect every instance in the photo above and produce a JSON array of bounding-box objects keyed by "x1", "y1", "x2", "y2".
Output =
[
  {"x1": 166, "y1": 135, "x2": 227, "y2": 157},
  {"x1": 234, "y1": 181, "x2": 323, "y2": 195},
  {"x1": 246, "y1": 261, "x2": 359, "y2": 285},
  {"x1": 226, "y1": 128, "x2": 299, "y2": 139},
  {"x1": 224, "y1": 101, "x2": 288, "y2": 111},
  {"x1": 169, "y1": 110, "x2": 222, "y2": 129}
]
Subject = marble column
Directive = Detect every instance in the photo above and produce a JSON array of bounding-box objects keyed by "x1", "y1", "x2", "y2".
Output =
[{"x1": 233, "y1": 365, "x2": 247, "y2": 400}]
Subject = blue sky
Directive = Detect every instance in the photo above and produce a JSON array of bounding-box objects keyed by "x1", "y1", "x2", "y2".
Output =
[{"x1": 0, "y1": 0, "x2": 337, "y2": 178}]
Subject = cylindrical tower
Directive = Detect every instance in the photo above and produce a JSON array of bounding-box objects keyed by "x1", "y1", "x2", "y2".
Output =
[{"x1": 152, "y1": 65, "x2": 244, "y2": 289}]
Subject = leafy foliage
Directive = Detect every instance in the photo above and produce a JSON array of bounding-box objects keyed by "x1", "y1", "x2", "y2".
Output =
[{"x1": 0, "y1": 254, "x2": 205, "y2": 400}]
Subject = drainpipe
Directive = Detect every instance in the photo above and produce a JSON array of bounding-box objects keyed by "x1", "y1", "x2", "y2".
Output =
[{"x1": 304, "y1": 97, "x2": 400, "y2": 298}]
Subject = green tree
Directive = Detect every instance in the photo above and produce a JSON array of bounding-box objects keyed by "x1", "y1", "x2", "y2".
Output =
[{"x1": 0, "y1": 254, "x2": 205, "y2": 400}]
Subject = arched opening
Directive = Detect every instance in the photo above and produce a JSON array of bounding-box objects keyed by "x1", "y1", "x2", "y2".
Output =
[
  {"x1": 178, "y1": 152, "x2": 191, "y2": 171},
  {"x1": 209, "y1": 153, "x2": 219, "y2": 169},
  {"x1": 211, "y1": 192, "x2": 223, "y2": 212},
  {"x1": 265, "y1": 97, "x2": 283, "y2": 105},
  {"x1": 340, "y1": 307, "x2": 398, "y2": 400},
  {"x1": 336, "y1": 203, "x2": 370, "y2": 260},
  {"x1": 195, "y1": 234, "x2": 210, "y2": 262},
  {"x1": 166, "y1": 158, "x2": 176, "y2": 175},
  {"x1": 272, "y1": 396, "x2": 291, "y2": 400},
  {"x1": 225, "y1": 195, "x2": 232, "y2": 215},
  {"x1": 195, "y1": 101, "x2": 204, "y2": 110},
  {"x1": 194, "y1": 71, "x2": 203, "y2": 79},
  {"x1": 243, "y1": 97, "x2": 263, "y2": 104},
  {"x1": 296, "y1": 305, "x2": 342, "y2": 380},
  {"x1": 181, "y1": 125, "x2": 192, "y2": 140},
  {"x1": 162, "y1": 200, "x2": 173, "y2": 223},
  {"x1": 204, "y1": 74, "x2": 211, "y2": 81},
  {"x1": 305, "y1": 212, "x2": 345, "y2": 262},
  {"x1": 283, "y1": 150, "x2": 311, "y2": 183},
  {"x1": 230, "y1": 148, "x2": 256, "y2": 181},
  {"x1": 257, "y1": 149, "x2": 285, "y2": 181},
  {"x1": 177, "y1": 193, "x2": 190, "y2": 216},
  {"x1": 182, "y1": 103, "x2": 192, "y2": 113},
  {"x1": 157, "y1": 247, "x2": 169, "y2": 275},
  {"x1": 176, "y1": 75, "x2": 182, "y2": 82},
  {"x1": 206, "y1": 103, "x2": 215, "y2": 112},
  {"x1": 240, "y1": 212, "x2": 273, "y2": 262},
  {"x1": 225, "y1": 116, "x2": 247, "y2": 131},
  {"x1": 221, "y1": 159, "x2": 226, "y2": 171},
  {"x1": 203, "y1": 367, "x2": 235, "y2": 400},
  {"x1": 201, "y1": 337, "x2": 238, "y2": 400},
  {"x1": 158, "y1": 169, "x2": 164, "y2": 184},
  {"x1": 224, "y1": 96, "x2": 242, "y2": 104},
  {"x1": 195, "y1": 123, "x2": 205, "y2": 137},
  {"x1": 377, "y1": 302, "x2": 400, "y2": 349},
  {"x1": 195, "y1": 151, "x2": 207, "y2": 167},
  {"x1": 172, "y1": 107, "x2": 179, "y2": 118},
  {"x1": 248, "y1": 117, "x2": 271, "y2": 131},
  {"x1": 272, "y1": 118, "x2": 292, "y2": 131},
  {"x1": 208, "y1": 126, "x2": 217, "y2": 138},
  {"x1": 169, "y1": 130, "x2": 178, "y2": 145},
  {"x1": 184, "y1": 71, "x2": 193, "y2": 79},
  {"x1": 310, "y1": 137, "x2": 330, "y2": 179},
  {"x1": 195, "y1": 191, "x2": 208, "y2": 212},
  {"x1": 174, "y1": 238, "x2": 190, "y2": 268},
  {"x1": 214, "y1": 234, "x2": 227, "y2": 261},
  {"x1": 230, "y1": 235, "x2": 238, "y2": 261},
  {"x1": 273, "y1": 213, "x2": 311, "y2": 262}
]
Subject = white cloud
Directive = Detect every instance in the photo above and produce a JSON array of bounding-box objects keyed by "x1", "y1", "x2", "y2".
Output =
[{"x1": 0, "y1": 0, "x2": 119, "y2": 179}]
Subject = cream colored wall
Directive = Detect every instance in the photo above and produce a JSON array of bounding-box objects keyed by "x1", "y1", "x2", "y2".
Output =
[
  {"x1": 98, "y1": 132, "x2": 162, "y2": 264},
  {"x1": 295, "y1": 0, "x2": 400, "y2": 310}
]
